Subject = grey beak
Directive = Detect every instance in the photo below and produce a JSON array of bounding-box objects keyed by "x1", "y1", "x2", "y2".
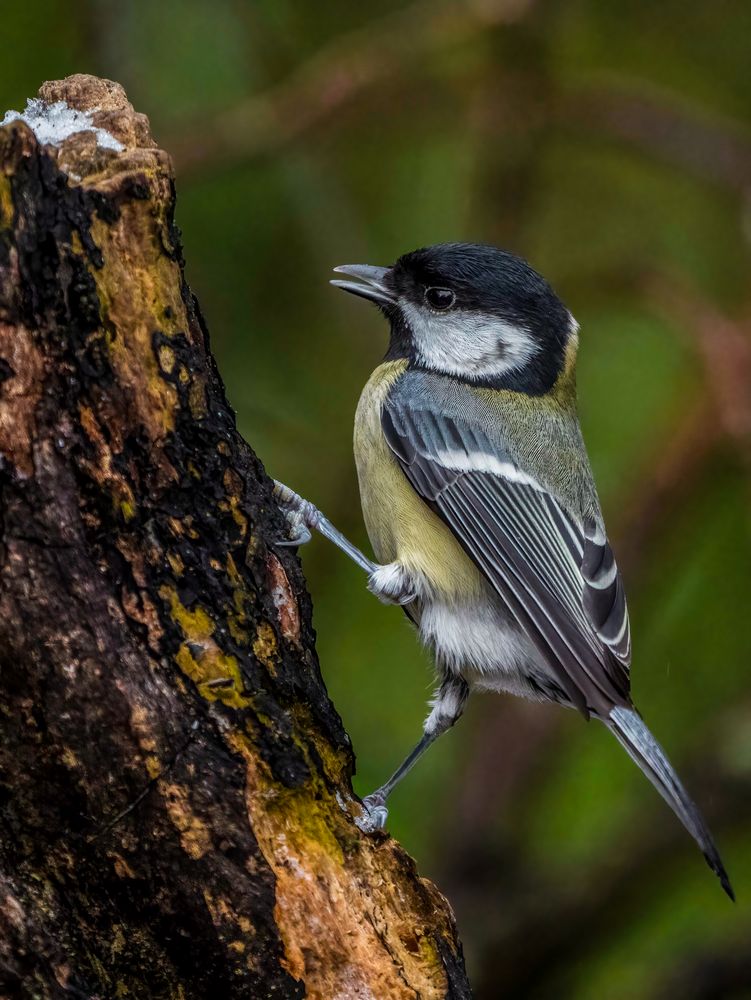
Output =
[{"x1": 330, "y1": 264, "x2": 395, "y2": 306}]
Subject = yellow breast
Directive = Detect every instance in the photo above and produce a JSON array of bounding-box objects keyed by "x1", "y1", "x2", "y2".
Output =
[{"x1": 353, "y1": 361, "x2": 483, "y2": 601}]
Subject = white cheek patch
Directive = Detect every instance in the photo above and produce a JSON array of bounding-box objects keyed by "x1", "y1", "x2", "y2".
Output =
[{"x1": 400, "y1": 301, "x2": 539, "y2": 379}]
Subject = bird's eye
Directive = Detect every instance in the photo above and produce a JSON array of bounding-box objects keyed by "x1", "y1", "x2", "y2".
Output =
[{"x1": 424, "y1": 287, "x2": 455, "y2": 311}]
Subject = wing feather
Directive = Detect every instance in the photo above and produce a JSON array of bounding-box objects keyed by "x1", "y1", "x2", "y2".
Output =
[
  {"x1": 383, "y1": 395, "x2": 631, "y2": 715},
  {"x1": 443, "y1": 484, "x2": 591, "y2": 713}
]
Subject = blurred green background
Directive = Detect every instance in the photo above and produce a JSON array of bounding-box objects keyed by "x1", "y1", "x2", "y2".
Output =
[{"x1": 4, "y1": 1, "x2": 751, "y2": 996}]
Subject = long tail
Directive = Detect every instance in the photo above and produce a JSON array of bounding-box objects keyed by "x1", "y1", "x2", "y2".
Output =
[{"x1": 607, "y1": 706, "x2": 734, "y2": 901}]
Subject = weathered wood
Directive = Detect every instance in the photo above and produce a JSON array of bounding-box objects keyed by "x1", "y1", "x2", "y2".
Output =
[{"x1": 0, "y1": 75, "x2": 470, "y2": 999}]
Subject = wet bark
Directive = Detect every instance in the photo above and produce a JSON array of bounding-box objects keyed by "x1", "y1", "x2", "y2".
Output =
[{"x1": 0, "y1": 75, "x2": 469, "y2": 1000}]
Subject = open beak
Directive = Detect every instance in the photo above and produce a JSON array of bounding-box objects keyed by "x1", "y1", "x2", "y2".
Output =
[{"x1": 330, "y1": 264, "x2": 395, "y2": 306}]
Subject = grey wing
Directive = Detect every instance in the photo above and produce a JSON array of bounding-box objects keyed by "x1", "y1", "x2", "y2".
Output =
[{"x1": 382, "y1": 397, "x2": 631, "y2": 718}]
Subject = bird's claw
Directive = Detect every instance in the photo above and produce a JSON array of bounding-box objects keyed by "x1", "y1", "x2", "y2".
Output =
[
  {"x1": 360, "y1": 792, "x2": 389, "y2": 831},
  {"x1": 275, "y1": 512, "x2": 312, "y2": 547},
  {"x1": 273, "y1": 480, "x2": 316, "y2": 547}
]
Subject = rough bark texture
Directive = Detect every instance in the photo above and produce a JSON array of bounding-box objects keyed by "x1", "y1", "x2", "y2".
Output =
[{"x1": 0, "y1": 75, "x2": 470, "y2": 1000}]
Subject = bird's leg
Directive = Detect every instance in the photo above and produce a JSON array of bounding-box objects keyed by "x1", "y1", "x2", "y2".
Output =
[
  {"x1": 273, "y1": 480, "x2": 416, "y2": 605},
  {"x1": 361, "y1": 676, "x2": 469, "y2": 830},
  {"x1": 273, "y1": 480, "x2": 372, "y2": 568}
]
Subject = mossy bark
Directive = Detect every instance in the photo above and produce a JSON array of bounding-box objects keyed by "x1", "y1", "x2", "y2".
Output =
[{"x1": 0, "y1": 75, "x2": 470, "y2": 1000}]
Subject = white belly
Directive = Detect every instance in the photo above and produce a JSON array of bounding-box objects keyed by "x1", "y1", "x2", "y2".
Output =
[{"x1": 417, "y1": 591, "x2": 554, "y2": 702}]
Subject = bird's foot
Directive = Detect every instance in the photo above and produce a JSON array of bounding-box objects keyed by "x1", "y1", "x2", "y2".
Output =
[
  {"x1": 367, "y1": 563, "x2": 416, "y2": 606},
  {"x1": 358, "y1": 790, "x2": 389, "y2": 832},
  {"x1": 273, "y1": 480, "x2": 319, "y2": 546}
]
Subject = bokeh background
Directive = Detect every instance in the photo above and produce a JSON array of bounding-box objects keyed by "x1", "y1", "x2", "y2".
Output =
[{"x1": 4, "y1": 1, "x2": 751, "y2": 996}]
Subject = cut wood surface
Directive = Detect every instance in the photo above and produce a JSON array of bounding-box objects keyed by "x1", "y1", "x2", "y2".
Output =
[{"x1": 0, "y1": 74, "x2": 470, "y2": 999}]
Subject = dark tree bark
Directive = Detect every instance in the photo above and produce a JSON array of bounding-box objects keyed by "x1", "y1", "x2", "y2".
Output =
[{"x1": 0, "y1": 75, "x2": 470, "y2": 1000}]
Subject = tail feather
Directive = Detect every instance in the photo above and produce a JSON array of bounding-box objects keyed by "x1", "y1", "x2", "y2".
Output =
[{"x1": 607, "y1": 706, "x2": 734, "y2": 901}]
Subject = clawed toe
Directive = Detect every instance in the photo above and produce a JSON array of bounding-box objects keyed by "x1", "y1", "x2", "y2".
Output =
[
  {"x1": 360, "y1": 792, "x2": 389, "y2": 831},
  {"x1": 275, "y1": 516, "x2": 312, "y2": 547},
  {"x1": 273, "y1": 481, "x2": 315, "y2": 547}
]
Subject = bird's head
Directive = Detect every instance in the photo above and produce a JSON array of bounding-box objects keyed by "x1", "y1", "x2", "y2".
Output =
[{"x1": 332, "y1": 242, "x2": 577, "y2": 395}]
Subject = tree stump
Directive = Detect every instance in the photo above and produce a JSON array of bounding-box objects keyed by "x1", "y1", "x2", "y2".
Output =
[{"x1": 0, "y1": 75, "x2": 469, "y2": 1000}]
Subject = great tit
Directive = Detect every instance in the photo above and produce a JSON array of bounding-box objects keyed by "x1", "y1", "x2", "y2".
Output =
[{"x1": 275, "y1": 242, "x2": 733, "y2": 899}]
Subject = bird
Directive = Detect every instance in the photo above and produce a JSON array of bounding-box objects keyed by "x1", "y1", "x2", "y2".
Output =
[{"x1": 274, "y1": 241, "x2": 733, "y2": 899}]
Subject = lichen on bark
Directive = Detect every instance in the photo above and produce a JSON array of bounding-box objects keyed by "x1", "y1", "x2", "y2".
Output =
[{"x1": 0, "y1": 75, "x2": 470, "y2": 999}]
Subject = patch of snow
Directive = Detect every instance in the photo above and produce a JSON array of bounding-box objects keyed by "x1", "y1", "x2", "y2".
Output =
[{"x1": 1, "y1": 98, "x2": 124, "y2": 152}]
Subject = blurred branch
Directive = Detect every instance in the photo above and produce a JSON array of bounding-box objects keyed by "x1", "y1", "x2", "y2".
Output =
[
  {"x1": 164, "y1": 0, "x2": 534, "y2": 178},
  {"x1": 615, "y1": 278, "x2": 751, "y2": 575},
  {"x1": 165, "y1": 6, "x2": 751, "y2": 201},
  {"x1": 615, "y1": 393, "x2": 719, "y2": 578},
  {"x1": 646, "y1": 277, "x2": 751, "y2": 463},
  {"x1": 560, "y1": 87, "x2": 751, "y2": 195}
]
